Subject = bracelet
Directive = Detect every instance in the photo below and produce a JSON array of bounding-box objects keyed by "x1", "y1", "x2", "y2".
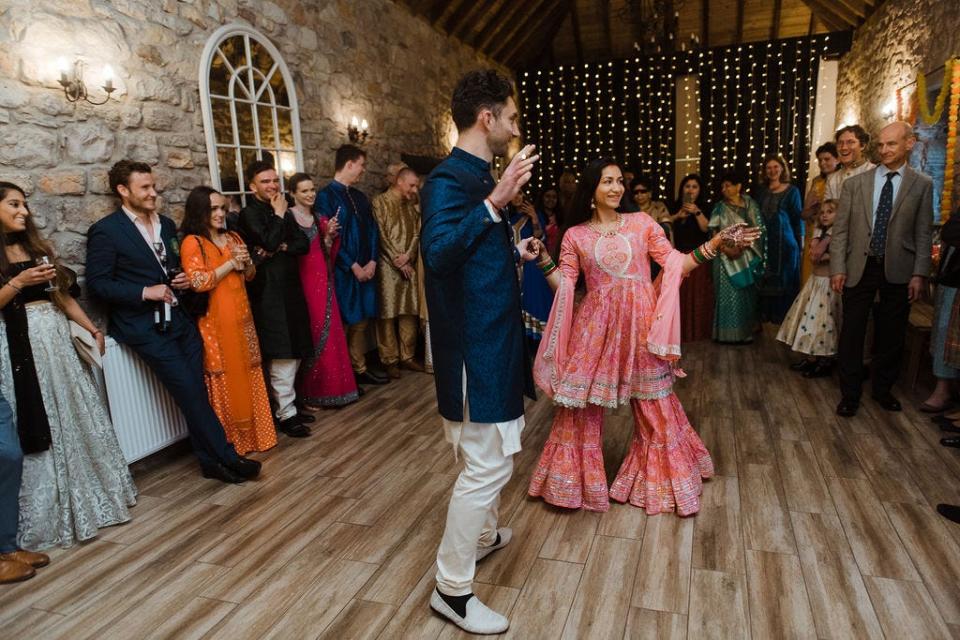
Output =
[
  {"x1": 5, "y1": 280, "x2": 22, "y2": 293},
  {"x1": 538, "y1": 257, "x2": 558, "y2": 276}
]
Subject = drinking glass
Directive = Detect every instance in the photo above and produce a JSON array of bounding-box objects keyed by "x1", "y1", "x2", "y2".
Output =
[{"x1": 35, "y1": 256, "x2": 58, "y2": 292}]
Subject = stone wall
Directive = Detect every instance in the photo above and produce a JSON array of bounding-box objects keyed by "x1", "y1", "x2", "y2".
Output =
[
  {"x1": 0, "y1": 0, "x2": 503, "y2": 273},
  {"x1": 836, "y1": 0, "x2": 960, "y2": 203}
]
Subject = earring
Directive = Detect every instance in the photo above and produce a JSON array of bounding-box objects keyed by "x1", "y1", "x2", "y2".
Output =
[{"x1": 590, "y1": 201, "x2": 596, "y2": 210}]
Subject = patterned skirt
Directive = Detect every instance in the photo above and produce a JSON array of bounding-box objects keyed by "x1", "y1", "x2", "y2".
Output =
[
  {"x1": 0, "y1": 303, "x2": 137, "y2": 550},
  {"x1": 775, "y1": 275, "x2": 841, "y2": 356}
]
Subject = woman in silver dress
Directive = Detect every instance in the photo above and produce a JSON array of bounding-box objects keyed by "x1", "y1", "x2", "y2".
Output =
[{"x1": 0, "y1": 182, "x2": 136, "y2": 550}]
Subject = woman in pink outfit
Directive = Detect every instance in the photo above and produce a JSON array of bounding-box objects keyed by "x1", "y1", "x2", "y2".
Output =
[
  {"x1": 288, "y1": 173, "x2": 360, "y2": 409},
  {"x1": 528, "y1": 159, "x2": 758, "y2": 515}
]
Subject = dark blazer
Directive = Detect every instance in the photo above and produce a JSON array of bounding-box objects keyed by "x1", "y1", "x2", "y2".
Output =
[
  {"x1": 421, "y1": 147, "x2": 535, "y2": 423},
  {"x1": 86, "y1": 209, "x2": 185, "y2": 344},
  {"x1": 937, "y1": 210, "x2": 960, "y2": 287},
  {"x1": 831, "y1": 164, "x2": 934, "y2": 287}
]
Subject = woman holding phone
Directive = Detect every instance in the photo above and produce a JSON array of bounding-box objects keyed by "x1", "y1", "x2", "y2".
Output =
[
  {"x1": 671, "y1": 174, "x2": 713, "y2": 341},
  {"x1": 288, "y1": 173, "x2": 359, "y2": 408},
  {"x1": 180, "y1": 186, "x2": 277, "y2": 455},
  {"x1": 0, "y1": 181, "x2": 136, "y2": 549}
]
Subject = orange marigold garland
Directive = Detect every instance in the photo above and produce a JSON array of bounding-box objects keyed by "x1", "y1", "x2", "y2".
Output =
[
  {"x1": 943, "y1": 58, "x2": 960, "y2": 219},
  {"x1": 918, "y1": 59, "x2": 954, "y2": 126}
]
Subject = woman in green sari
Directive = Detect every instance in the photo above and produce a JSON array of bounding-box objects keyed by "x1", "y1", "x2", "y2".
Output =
[{"x1": 708, "y1": 172, "x2": 765, "y2": 343}]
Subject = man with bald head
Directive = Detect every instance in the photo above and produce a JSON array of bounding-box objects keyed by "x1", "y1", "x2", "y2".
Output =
[{"x1": 831, "y1": 121, "x2": 934, "y2": 417}]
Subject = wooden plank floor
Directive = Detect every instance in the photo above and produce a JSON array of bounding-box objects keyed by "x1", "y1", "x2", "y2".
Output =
[{"x1": 3, "y1": 327, "x2": 960, "y2": 639}]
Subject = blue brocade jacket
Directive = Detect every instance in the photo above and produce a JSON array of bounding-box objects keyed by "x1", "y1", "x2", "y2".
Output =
[{"x1": 421, "y1": 147, "x2": 536, "y2": 423}]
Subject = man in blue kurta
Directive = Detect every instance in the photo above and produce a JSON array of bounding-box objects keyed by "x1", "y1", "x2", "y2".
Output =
[
  {"x1": 421, "y1": 70, "x2": 540, "y2": 635},
  {"x1": 314, "y1": 144, "x2": 388, "y2": 386}
]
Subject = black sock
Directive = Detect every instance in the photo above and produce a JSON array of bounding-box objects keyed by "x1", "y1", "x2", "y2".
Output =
[{"x1": 437, "y1": 588, "x2": 473, "y2": 618}]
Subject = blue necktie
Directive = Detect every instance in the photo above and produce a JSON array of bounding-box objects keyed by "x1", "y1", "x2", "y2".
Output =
[{"x1": 870, "y1": 171, "x2": 898, "y2": 256}]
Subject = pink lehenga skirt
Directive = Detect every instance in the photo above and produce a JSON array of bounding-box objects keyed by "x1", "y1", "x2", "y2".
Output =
[{"x1": 528, "y1": 394, "x2": 713, "y2": 515}]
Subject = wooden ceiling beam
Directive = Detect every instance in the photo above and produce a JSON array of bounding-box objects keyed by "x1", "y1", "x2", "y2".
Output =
[
  {"x1": 475, "y1": 0, "x2": 529, "y2": 52},
  {"x1": 835, "y1": 0, "x2": 868, "y2": 18},
  {"x1": 444, "y1": 0, "x2": 487, "y2": 37},
  {"x1": 701, "y1": 0, "x2": 709, "y2": 48},
  {"x1": 489, "y1": 0, "x2": 554, "y2": 60},
  {"x1": 505, "y1": 0, "x2": 571, "y2": 69},
  {"x1": 816, "y1": 0, "x2": 860, "y2": 25},
  {"x1": 735, "y1": 0, "x2": 745, "y2": 44},
  {"x1": 461, "y1": 0, "x2": 509, "y2": 44},
  {"x1": 770, "y1": 0, "x2": 782, "y2": 40},
  {"x1": 571, "y1": 0, "x2": 584, "y2": 65},
  {"x1": 429, "y1": 0, "x2": 460, "y2": 25},
  {"x1": 598, "y1": 0, "x2": 613, "y2": 60},
  {"x1": 801, "y1": 0, "x2": 852, "y2": 30}
]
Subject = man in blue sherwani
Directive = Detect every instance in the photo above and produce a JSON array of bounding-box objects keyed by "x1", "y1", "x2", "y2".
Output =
[
  {"x1": 314, "y1": 144, "x2": 388, "y2": 387},
  {"x1": 421, "y1": 70, "x2": 540, "y2": 635}
]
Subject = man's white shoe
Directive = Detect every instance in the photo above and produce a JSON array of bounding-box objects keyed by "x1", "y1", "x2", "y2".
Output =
[
  {"x1": 476, "y1": 527, "x2": 512, "y2": 562},
  {"x1": 430, "y1": 590, "x2": 510, "y2": 635}
]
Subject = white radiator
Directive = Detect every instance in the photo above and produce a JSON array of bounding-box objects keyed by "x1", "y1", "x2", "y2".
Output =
[{"x1": 102, "y1": 337, "x2": 189, "y2": 463}]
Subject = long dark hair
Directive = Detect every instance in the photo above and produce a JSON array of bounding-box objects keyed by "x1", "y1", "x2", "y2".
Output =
[
  {"x1": 0, "y1": 182, "x2": 70, "y2": 293},
  {"x1": 180, "y1": 186, "x2": 221, "y2": 241},
  {"x1": 556, "y1": 158, "x2": 620, "y2": 250},
  {"x1": 674, "y1": 174, "x2": 709, "y2": 213}
]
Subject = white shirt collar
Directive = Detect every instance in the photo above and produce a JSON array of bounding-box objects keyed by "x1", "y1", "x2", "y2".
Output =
[{"x1": 877, "y1": 162, "x2": 907, "y2": 177}]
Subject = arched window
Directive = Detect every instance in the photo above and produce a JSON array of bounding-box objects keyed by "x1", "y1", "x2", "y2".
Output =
[{"x1": 199, "y1": 24, "x2": 303, "y2": 206}]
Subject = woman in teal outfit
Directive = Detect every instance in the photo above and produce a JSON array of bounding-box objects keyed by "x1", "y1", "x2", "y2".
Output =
[{"x1": 709, "y1": 172, "x2": 765, "y2": 343}]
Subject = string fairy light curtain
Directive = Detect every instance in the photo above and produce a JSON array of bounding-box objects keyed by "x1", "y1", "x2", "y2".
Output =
[{"x1": 518, "y1": 33, "x2": 851, "y2": 199}]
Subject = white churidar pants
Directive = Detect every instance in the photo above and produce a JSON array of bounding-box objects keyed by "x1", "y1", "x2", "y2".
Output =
[
  {"x1": 268, "y1": 358, "x2": 300, "y2": 421},
  {"x1": 435, "y1": 369, "x2": 524, "y2": 596}
]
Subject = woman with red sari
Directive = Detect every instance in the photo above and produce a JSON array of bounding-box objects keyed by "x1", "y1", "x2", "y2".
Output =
[
  {"x1": 527, "y1": 159, "x2": 758, "y2": 515},
  {"x1": 288, "y1": 173, "x2": 359, "y2": 408}
]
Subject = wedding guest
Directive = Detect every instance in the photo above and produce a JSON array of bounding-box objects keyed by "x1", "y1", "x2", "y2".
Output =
[
  {"x1": 0, "y1": 390, "x2": 48, "y2": 583},
  {"x1": 619, "y1": 167, "x2": 639, "y2": 212},
  {"x1": 315, "y1": 145, "x2": 388, "y2": 387},
  {"x1": 180, "y1": 187, "x2": 277, "y2": 454},
  {"x1": 528, "y1": 158, "x2": 758, "y2": 514},
  {"x1": 921, "y1": 206, "x2": 960, "y2": 413},
  {"x1": 558, "y1": 168, "x2": 577, "y2": 228},
  {"x1": 238, "y1": 160, "x2": 313, "y2": 437},
  {"x1": 372, "y1": 167, "x2": 424, "y2": 378},
  {"x1": 287, "y1": 174, "x2": 360, "y2": 408},
  {"x1": 825, "y1": 124, "x2": 876, "y2": 201},
  {"x1": 87, "y1": 161, "x2": 261, "y2": 484},
  {"x1": 631, "y1": 176, "x2": 670, "y2": 223},
  {"x1": 777, "y1": 199, "x2": 842, "y2": 377},
  {"x1": 831, "y1": 122, "x2": 934, "y2": 417},
  {"x1": 710, "y1": 172, "x2": 765, "y2": 343},
  {"x1": 801, "y1": 142, "x2": 839, "y2": 285},
  {"x1": 1, "y1": 181, "x2": 136, "y2": 549},
  {"x1": 755, "y1": 154, "x2": 803, "y2": 324},
  {"x1": 671, "y1": 174, "x2": 713, "y2": 342},
  {"x1": 536, "y1": 186, "x2": 561, "y2": 255},
  {"x1": 508, "y1": 192, "x2": 554, "y2": 347}
]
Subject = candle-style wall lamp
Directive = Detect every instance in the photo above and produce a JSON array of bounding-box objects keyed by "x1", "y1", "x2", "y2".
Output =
[
  {"x1": 348, "y1": 116, "x2": 369, "y2": 144},
  {"x1": 57, "y1": 58, "x2": 116, "y2": 106}
]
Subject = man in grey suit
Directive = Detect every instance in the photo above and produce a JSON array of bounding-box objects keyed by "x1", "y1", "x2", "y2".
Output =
[{"x1": 830, "y1": 121, "x2": 934, "y2": 417}]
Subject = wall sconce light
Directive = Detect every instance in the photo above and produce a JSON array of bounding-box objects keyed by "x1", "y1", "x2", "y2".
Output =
[
  {"x1": 56, "y1": 58, "x2": 116, "y2": 106},
  {"x1": 881, "y1": 101, "x2": 897, "y2": 120},
  {"x1": 348, "y1": 116, "x2": 369, "y2": 144}
]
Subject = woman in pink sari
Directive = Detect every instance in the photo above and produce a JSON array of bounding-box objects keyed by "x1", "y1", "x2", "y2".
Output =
[
  {"x1": 288, "y1": 173, "x2": 360, "y2": 408},
  {"x1": 528, "y1": 159, "x2": 758, "y2": 515}
]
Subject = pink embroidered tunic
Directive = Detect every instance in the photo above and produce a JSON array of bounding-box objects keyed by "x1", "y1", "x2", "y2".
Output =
[{"x1": 529, "y1": 213, "x2": 714, "y2": 515}]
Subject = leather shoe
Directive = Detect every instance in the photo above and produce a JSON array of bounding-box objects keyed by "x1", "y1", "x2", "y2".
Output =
[
  {"x1": 836, "y1": 399, "x2": 859, "y2": 417},
  {"x1": 201, "y1": 462, "x2": 246, "y2": 484},
  {"x1": 803, "y1": 361, "x2": 834, "y2": 378},
  {"x1": 401, "y1": 359, "x2": 425, "y2": 372},
  {"x1": 278, "y1": 417, "x2": 311, "y2": 438},
  {"x1": 937, "y1": 504, "x2": 960, "y2": 524},
  {"x1": 228, "y1": 456, "x2": 262, "y2": 478},
  {"x1": 932, "y1": 416, "x2": 960, "y2": 433},
  {"x1": 0, "y1": 549, "x2": 49, "y2": 568},
  {"x1": 872, "y1": 393, "x2": 902, "y2": 412},
  {"x1": 790, "y1": 359, "x2": 815, "y2": 372},
  {"x1": 385, "y1": 364, "x2": 401, "y2": 379},
  {"x1": 941, "y1": 437, "x2": 960, "y2": 449},
  {"x1": 0, "y1": 559, "x2": 34, "y2": 584},
  {"x1": 356, "y1": 371, "x2": 389, "y2": 385},
  {"x1": 295, "y1": 413, "x2": 316, "y2": 424},
  {"x1": 430, "y1": 590, "x2": 509, "y2": 634}
]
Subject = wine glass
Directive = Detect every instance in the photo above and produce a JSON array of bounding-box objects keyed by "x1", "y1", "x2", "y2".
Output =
[{"x1": 35, "y1": 256, "x2": 58, "y2": 292}]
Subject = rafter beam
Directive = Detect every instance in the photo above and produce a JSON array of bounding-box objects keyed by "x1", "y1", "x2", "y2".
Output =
[
  {"x1": 598, "y1": 0, "x2": 612, "y2": 60},
  {"x1": 771, "y1": 0, "x2": 782, "y2": 40},
  {"x1": 735, "y1": 0, "x2": 745, "y2": 44},
  {"x1": 489, "y1": 0, "x2": 554, "y2": 60},
  {"x1": 475, "y1": 0, "x2": 529, "y2": 52},
  {"x1": 505, "y1": 0, "x2": 571, "y2": 68},
  {"x1": 444, "y1": 0, "x2": 485, "y2": 36},
  {"x1": 804, "y1": 0, "x2": 857, "y2": 28},
  {"x1": 461, "y1": 0, "x2": 509, "y2": 45},
  {"x1": 571, "y1": 0, "x2": 584, "y2": 65},
  {"x1": 701, "y1": 0, "x2": 709, "y2": 48},
  {"x1": 836, "y1": 0, "x2": 868, "y2": 18}
]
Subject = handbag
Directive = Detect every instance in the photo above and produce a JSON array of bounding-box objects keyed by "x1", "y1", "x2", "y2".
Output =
[{"x1": 69, "y1": 320, "x2": 102, "y2": 369}]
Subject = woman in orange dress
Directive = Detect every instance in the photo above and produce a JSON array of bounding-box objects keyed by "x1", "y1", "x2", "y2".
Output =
[{"x1": 180, "y1": 186, "x2": 277, "y2": 455}]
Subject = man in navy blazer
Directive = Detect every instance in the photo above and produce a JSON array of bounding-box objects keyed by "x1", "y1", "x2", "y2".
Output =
[
  {"x1": 421, "y1": 70, "x2": 540, "y2": 635},
  {"x1": 85, "y1": 160, "x2": 260, "y2": 483}
]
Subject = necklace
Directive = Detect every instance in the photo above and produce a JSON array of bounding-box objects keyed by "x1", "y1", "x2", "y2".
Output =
[{"x1": 588, "y1": 215, "x2": 623, "y2": 237}]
